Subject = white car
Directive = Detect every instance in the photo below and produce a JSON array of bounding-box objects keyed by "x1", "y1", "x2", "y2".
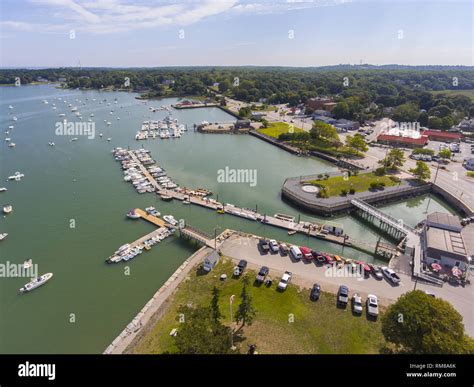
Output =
[
  {"x1": 366, "y1": 294, "x2": 379, "y2": 317},
  {"x1": 278, "y1": 271, "x2": 292, "y2": 291},
  {"x1": 269, "y1": 239, "x2": 279, "y2": 253},
  {"x1": 352, "y1": 293, "x2": 363, "y2": 314}
]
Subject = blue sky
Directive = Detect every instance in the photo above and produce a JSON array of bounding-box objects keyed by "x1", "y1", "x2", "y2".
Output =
[{"x1": 0, "y1": 0, "x2": 472, "y2": 67}]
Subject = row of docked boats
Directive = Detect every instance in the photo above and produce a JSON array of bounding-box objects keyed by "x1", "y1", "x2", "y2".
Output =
[
  {"x1": 112, "y1": 147, "x2": 179, "y2": 193},
  {"x1": 106, "y1": 228, "x2": 175, "y2": 264},
  {"x1": 135, "y1": 116, "x2": 186, "y2": 141}
]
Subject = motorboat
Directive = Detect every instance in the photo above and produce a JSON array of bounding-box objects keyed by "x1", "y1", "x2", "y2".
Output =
[
  {"x1": 23, "y1": 259, "x2": 33, "y2": 269},
  {"x1": 20, "y1": 273, "x2": 53, "y2": 293},
  {"x1": 160, "y1": 194, "x2": 172, "y2": 201},
  {"x1": 8, "y1": 171, "x2": 24, "y2": 181},
  {"x1": 48, "y1": 142, "x2": 55, "y2": 146},
  {"x1": 3, "y1": 204, "x2": 13, "y2": 214},
  {"x1": 126, "y1": 209, "x2": 140, "y2": 219},
  {"x1": 0, "y1": 188, "x2": 6, "y2": 192},
  {"x1": 0, "y1": 233, "x2": 8, "y2": 241},
  {"x1": 8, "y1": 143, "x2": 16, "y2": 148},
  {"x1": 163, "y1": 215, "x2": 178, "y2": 226},
  {"x1": 145, "y1": 206, "x2": 160, "y2": 217}
]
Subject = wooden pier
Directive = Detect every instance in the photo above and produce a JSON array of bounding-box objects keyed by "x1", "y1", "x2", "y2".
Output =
[{"x1": 134, "y1": 208, "x2": 168, "y2": 228}]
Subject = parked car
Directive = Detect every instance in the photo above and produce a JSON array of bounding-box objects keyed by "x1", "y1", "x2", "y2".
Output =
[
  {"x1": 366, "y1": 294, "x2": 379, "y2": 317},
  {"x1": 234, "y1": 259, "x2": 248, "y2": 276},
  {"x1": 256, "y1": 266, "x2": 269, "y2": 283},
  {"x1": 289, "y1": 245, "x2": 303, "y2": 261},
  {"x1": 369, "y1": 264, "x2": 383, "y2": 280},
  {"x1": 268, "y1": 239, "x2": 279, "y2": 253},
  {"x1": 352, "y1": 293, "x2": 363, "y2": 314},
  {"x1": 315, "y1": 255, "x2": 326, "y2": 265},
  {"x1": 382, "y1": 266, "x2": 401, "y2": 285},
  {"x1": 310, "y1": 283, "x2": 321, "y2": 301},
  {"x1": 300, "y1": 246, "x2": 313, "y2": 260},
  {"x1": 423, "y1": 290, "x2": 436, "y2": 298},
  {"x1": 279, "y1": 243, "x2": 289, "y2": 256},
  {"x1": 337, "y1": 285, "x2": 349, "y2": 306},
  {"x1": 278, "y1": 271, "x2": 292, "y2": 291},
  {"x1": 258, "y1": 238, "x2": 270, "y2": 254}
]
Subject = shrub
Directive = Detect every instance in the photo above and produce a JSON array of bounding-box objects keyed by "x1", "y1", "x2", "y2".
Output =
[
  {"x1": 369, "y1": 181, "x2": 379, "y2": 190},
  {"x1": 349, "y1": 188, "x2": 356, "y2": 195},
  {"x1": 389, "y1": 176, "x2": 401, "y2": 183},
  {"x1": 317, "y1": 188, "x2": 329, "y2": 198},
  {"x1": 375, "y1": 167, "x2": 386, "y2": 176},
  {"x1": 340, "y1": 188, "x2": 348, "y2": 196}
]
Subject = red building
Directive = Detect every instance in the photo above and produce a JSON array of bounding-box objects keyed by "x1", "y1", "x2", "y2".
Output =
[
  {"x1": 377, "y1": 133, "x2": 429, "y2": 148},
  {"x1": 422, "y1": 130, "x2": 461, "y2": 143}
]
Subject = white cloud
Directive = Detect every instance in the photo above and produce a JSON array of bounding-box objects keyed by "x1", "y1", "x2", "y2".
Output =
[{"x1": 1, "y1": 0, "x2": 347, "y2": 35}]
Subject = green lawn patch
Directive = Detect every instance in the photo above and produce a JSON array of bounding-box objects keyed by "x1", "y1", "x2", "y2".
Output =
[
  {"x1": 130, "y1": 259, "x2": 386, "y2": 354},
  {"x1": 257, "y1": 122, "x2": 304, "y2": 138},
  {"x1": 430, "y1": 89, "x2": 474, "y2": 102},
  {"x1": 307, "y1": 172, "x2": 398, "y2": 197}
]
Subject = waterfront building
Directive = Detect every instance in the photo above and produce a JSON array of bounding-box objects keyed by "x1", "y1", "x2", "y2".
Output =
[{"x1": 422, "y1": 212, "x2": 470, "y2": 271}]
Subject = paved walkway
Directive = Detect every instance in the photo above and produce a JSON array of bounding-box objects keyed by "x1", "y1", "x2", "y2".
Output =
[{"x1": 104, "y1": 245, "x2": 212, "y2": 354}]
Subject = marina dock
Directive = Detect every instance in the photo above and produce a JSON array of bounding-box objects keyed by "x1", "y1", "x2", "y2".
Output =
[
  {"x1": 116, "y1": 148, "x2": 400, "y2": 257},
  {"x1": 134, "y1": 208, "x2": 168, "y2": 228}
]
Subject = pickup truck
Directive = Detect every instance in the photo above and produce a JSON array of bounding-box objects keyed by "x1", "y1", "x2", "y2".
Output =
[{"x1": 256, "y1": 266, "x2": 269, "y2": 283}]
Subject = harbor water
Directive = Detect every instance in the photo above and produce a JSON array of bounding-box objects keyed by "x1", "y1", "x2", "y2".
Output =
[{"x1": 0, "y1": 85, "x2": 456, "y2": 353}]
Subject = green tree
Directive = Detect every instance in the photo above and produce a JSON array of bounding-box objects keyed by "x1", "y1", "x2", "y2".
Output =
[
  {"x1": 441, "y1": 116, "x2": 454, "y2": 130},
  {"x1": 380, "y1": 148, "x2": 406, "y2": 170},
  {"x1": 174, "y1": 305, "x2": 233, "y2": 354},
  {"x1": 438, "y1": 148, "x2": 452, "y2": 160},
  {"x1": 345, "y1": 133, "x2": 368, "y2": 153},
  {"x1": 310, "y1": 121, "x2": 340, "y2": 143},
  {"x1": 392, "y1": 103, "x2": 420, "y2": 123},
  {"x1": 409, "y1": 160, "x2": 431, "y2": 181},
  {"x1": 210, "y1": 286, "x2": 222, "y2": 323},
  {"x1": 235, "y1": 277, "x2": 256, "y2": 328},
  {"x1": 381, "y1": 291, "x2": 473, "y2": 354},
  {"x1": 418, "y1": 111, "x2": 429, "y2": 127},
  {"x1": 332, "y1": 101, "x2": 350, "y2": 119}
]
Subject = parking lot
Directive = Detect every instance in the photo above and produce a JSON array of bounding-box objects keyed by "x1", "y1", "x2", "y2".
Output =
[{"x1": 220, "y1": 233, "x2": 474, "y2": 335}]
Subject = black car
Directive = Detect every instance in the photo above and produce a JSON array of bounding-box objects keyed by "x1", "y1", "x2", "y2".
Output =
[
  {"x1": 238, "y1": 259, "x2": 248, "y2": 272},
  {"x1": 310, "y1": 283, "x2": 321, "y2": 301},
  {"x1": 258, "y1": 239, "x2": 270, "y2": 253},
  {"x1": 256, "y1": 266, "x2": 269, "y2": 283},
  {"x1": 337, "y1": 285, "x2": 349, "y2": 306}
]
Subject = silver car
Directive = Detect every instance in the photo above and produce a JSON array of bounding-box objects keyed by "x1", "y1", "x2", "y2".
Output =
[
  {"x1": 352, "y1": 293, "x2": 363, "y2": 314},
  {"x1": 367, "y1": 294, "x2": 379, "y2": 317}
]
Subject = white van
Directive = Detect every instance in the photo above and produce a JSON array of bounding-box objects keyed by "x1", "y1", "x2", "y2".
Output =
[{"x1": 289, "y1": 245, "x2": 303, "y2": 261}]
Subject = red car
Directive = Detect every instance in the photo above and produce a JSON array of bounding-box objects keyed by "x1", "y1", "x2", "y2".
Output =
[
  {"x1": 325, "y1": 254, "x2": 334, "y2": 264},
  {"x1": 300, "y1": 246, "x2": 313, "y2": 260}
]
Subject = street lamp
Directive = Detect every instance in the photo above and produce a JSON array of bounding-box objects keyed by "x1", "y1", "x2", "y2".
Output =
[
  {"x1": 230, "y1": 294, "x2": 236, "y2": 351},
  {"x1": 213, "y1": 226, "x2": 221, "y2": 251}
]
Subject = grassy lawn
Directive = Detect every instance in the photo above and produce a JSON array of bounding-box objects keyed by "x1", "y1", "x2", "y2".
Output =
[
  {"x1": 257, "y1": 122, "x2": 304, "y2": 138},
  {"x1": 307, "y1": 172, "x2": 398, "y2": 197},
  {"x1": 431, "y1": 89, "x2": 474, "y2": 102},
  {"x1": 131, "y1": 259, "x2": 386, "y2": 354}
]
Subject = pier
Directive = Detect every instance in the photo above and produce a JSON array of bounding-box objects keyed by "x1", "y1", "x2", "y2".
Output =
[{"x1": 122, "y1": 149, "x2": 402, "y2": 257}]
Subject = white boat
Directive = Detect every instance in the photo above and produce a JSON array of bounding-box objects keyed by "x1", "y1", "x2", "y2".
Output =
[
  {"x1": 23, "y1": 259, "x2": 33, "y2": 269},
  {"x1": 3, "y1": 204, "x2": 13, "y2": 214},
  {"x1": 126, "y1": 209, "x2": 140, "y2": 219},
  {"x1": 163, "y1": 215, "x2": 178, "y2": 226},
  {"x1": 71, "y1": 137, "x2": 78, "y2": 141},
  {"x1": 48, "y1": 142, "x2": 55, "y2": 146},
  {"x1": 0, "y1": 187, "x2": 7, "y2": 192},
  {"x1": 20, "y1": 273, "x2": 53, "y2": 293},
  {"x1": 5, "y1": 138, "x2": 11, "y2": 142},
  {"x1": 8, "y1": 105, "x2": 13, "y2": 109},
  {"x1": 107, "y1": 138, "x2": 112, "y2": 141},
  {"x1": 0, "y1": 233, "x2": 8, "y2": 241},
  {"x1": 8, "y1": 171, "x2": 24, "y2": 181},
  {"x1": 8, "y1": 143, "x2": 16, "y2": 148},
  {"x1": 12, "y1": 116, "x2": 18, "y2": 121},
  {"x1": 59, "y1": 113, "x2": 66, "y2": 117}
]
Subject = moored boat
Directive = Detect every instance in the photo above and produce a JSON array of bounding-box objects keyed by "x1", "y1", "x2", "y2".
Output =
[
  {"x1": 3, "y1": 204, "x2": 13, "y2": 214},
  {"x1": 126, "y1": 209, "x2": 140, "y2": 219},
  {"x1": 20, "y1": 273, "x2": 53, "y2": 293}
]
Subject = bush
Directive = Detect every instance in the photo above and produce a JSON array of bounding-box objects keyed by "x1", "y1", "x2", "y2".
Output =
[
  {"x1": 340, "y1": 188, "x2": 348, "y2": 196},
  {"x1": 369, "y1": 181, "x2": 379, "y2": 190},
  {"x1": 317, "y1": 188, "x2": 329, "y2": 198},
  {"x1": 375, "y1": 167, "x2": 386, "y2": 176},
  {"x1": 349, "y1": 188, "x2": 356, "y2": 195},
  {"x1": 389, "y1": 176, "x2": 401, "y2": 183}
]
